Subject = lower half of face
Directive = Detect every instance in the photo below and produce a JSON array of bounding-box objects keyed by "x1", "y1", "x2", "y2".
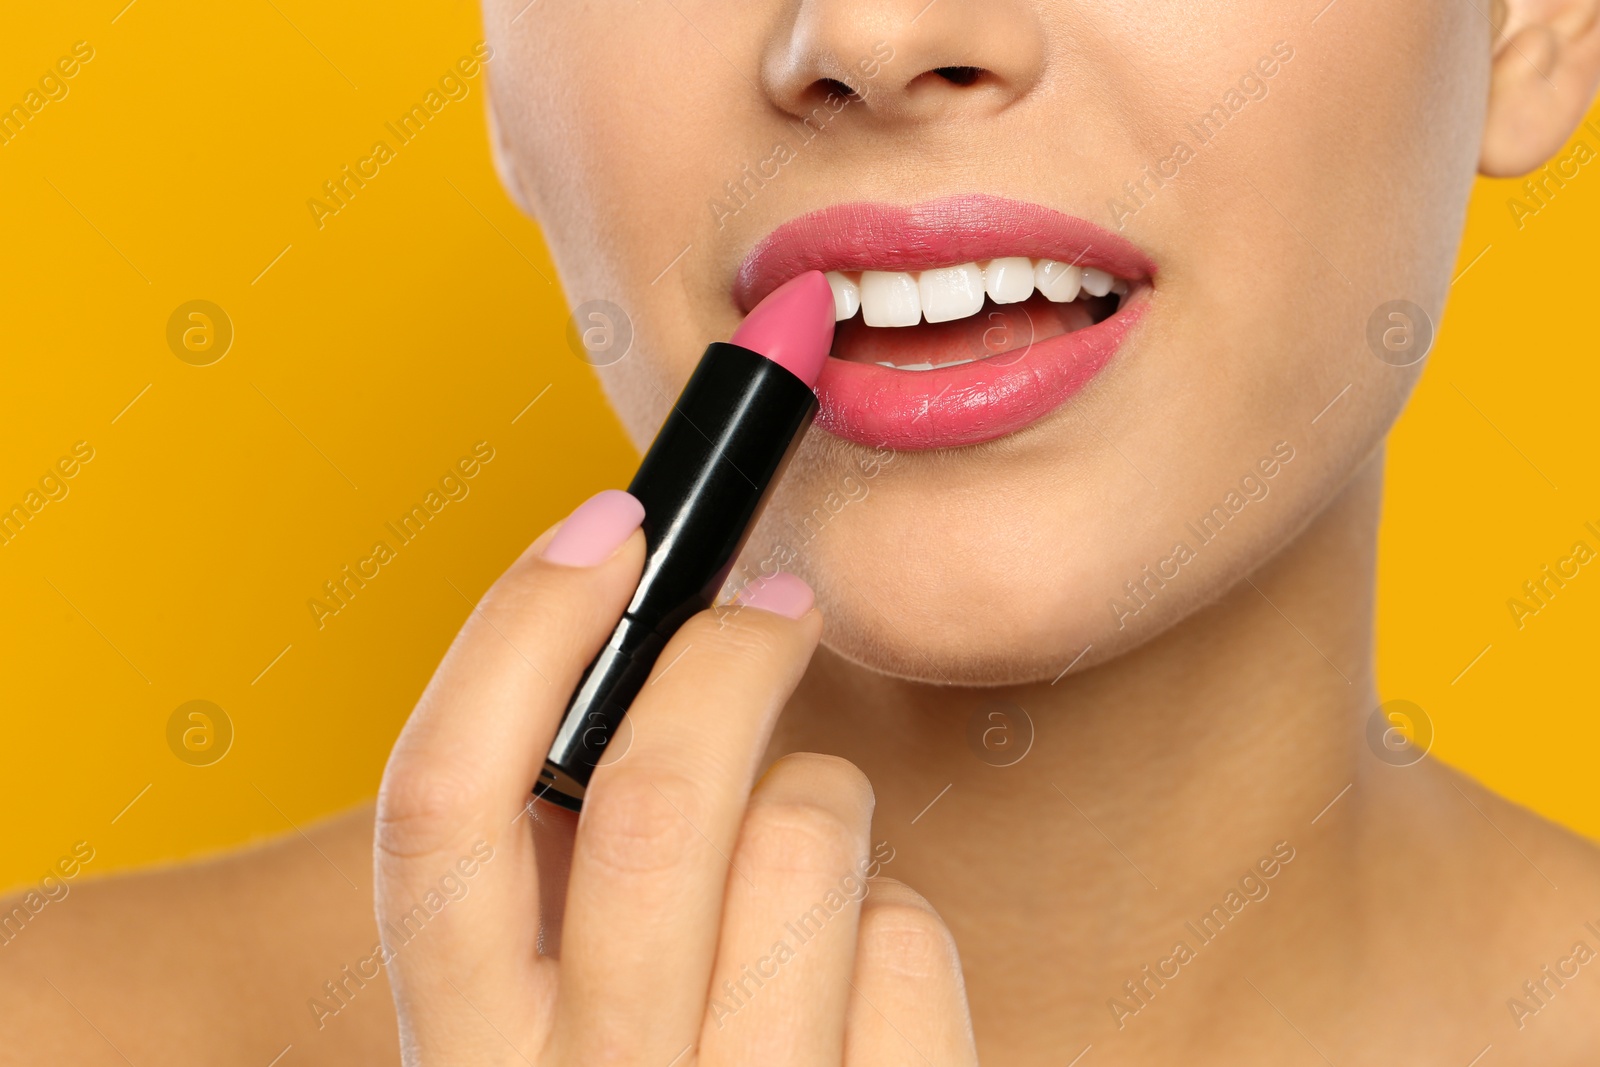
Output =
[{"x1": 487, "y1": 0, "x2": 1490, "y2": 685}]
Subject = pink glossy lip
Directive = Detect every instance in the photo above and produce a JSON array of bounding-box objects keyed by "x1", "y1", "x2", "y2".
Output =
[{"x1": 734, "y1": 195, "x2": 1157, "y2": 451}]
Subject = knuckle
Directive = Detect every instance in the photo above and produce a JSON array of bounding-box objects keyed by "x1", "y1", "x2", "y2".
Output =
[
  {"x1": 860, "y1": 892, "x2": 958, "y2": 981},
  {"x1": 688, "y1": 607, "x2": 786, "y2": 669},
  {"x1": 578, "y1": 771, "x2": 705, "y2": 876},
  {"x1": 740, "y1": 798, "x2": 861, "y2": 877},
  {"x1": 374, "y1": 757, "x2": 487, "y2": 860}
]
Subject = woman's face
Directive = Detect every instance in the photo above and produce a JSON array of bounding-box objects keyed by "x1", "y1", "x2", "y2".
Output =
[{"x1": 484, "y1": 0, "x2": 1488, "y2": 684}]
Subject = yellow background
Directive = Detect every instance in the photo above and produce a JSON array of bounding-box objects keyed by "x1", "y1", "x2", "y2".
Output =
[{"x1": 2, "y1": 1, "x2": 1596, "y2": 891}]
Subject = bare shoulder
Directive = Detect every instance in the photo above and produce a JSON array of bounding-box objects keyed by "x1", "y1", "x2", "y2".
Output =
[
  {"x1": 1366, "y1": 758, "x2": 1600, "y2": 1064},
  {"x1": 0, "y1": 804, "x2": 397, "y2": 1067}
]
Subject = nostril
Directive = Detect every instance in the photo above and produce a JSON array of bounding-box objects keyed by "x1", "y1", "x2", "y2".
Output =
[
  {"x1": 932, "y1": 66, "x2": 984, "y2": 86},
  {"x1": 815, "y1": 77, "x2": 860, "y2": 101}
]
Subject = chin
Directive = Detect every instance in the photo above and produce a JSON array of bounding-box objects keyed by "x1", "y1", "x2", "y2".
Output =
[
  {"x1": 740, "y1": 464, "x2": 1128, "y2": 687},
  {"x1": 812, "y1": 588, "x2": 1088, "y2": 688},
  {"x1": 752, "y1": 422, "x2": 1376, "y2": 689}
]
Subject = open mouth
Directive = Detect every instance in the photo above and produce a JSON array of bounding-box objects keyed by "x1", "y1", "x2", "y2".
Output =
[
  {"x1": 825, "y1": 262, "x2": 1130, "y2": 372},
  {"x1": 736, "y1": 196, "x2": 1156, "y2": 450}
]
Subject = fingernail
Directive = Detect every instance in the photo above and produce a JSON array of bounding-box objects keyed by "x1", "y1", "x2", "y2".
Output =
[
  {"x1": 541, "y1": 490, "x2": 644, "y2": 566},
  {"x1": 733, "y1": 572, "x2": 814, "y2": 619}
]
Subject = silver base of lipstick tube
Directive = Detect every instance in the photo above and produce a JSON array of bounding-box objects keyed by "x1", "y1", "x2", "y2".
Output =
[{"x1": 532, "y1": 761, "x2": 586, "y2": 813}]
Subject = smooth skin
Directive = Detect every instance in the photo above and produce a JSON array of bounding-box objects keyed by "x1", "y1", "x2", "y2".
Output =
[{"x1": 6, "y1": 0, "x2": 1600, "y2": 1064}]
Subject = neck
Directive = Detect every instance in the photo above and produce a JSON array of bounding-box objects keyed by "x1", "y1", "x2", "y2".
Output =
[{"x1": 771, "y1": 448, "x2": 1386, "y2": 1052}]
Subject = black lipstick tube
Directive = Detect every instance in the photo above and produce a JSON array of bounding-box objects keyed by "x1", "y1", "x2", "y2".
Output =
[{"x1": 535, "y1": 341, "x2": 818, "y2": 811}]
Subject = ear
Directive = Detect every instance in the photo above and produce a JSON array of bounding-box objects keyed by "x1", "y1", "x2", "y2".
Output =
[{"x1": 1481, "y1": 0, "x2": 1600, "y2": 175}]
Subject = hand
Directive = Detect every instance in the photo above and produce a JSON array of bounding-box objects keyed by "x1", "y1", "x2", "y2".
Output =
[{"x1": 374, "y1": 490, "x2": 979, "y2": 1066}]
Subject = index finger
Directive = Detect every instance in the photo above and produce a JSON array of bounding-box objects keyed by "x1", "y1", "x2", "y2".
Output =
[
  {"x1": 376, "y1": 490, "x2": 647, "y2": 863},
  {"x1": 374, "y1": 489, "x2": 647, "y2": 1045}
]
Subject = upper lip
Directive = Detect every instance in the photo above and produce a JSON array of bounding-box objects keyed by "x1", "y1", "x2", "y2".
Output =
[{"x1": 734, "y1": 194, "x2": 1158, "y2": 312}]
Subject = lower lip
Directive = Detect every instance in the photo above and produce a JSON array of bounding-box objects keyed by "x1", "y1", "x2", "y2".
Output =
[{"x1": 813, "y1": 296, "x2": 1146, "y2": 450}]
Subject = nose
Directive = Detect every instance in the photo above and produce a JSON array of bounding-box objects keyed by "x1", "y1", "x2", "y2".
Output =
[{"x1": 762, "y1": 0, "x2": 1045, "y2": 125}]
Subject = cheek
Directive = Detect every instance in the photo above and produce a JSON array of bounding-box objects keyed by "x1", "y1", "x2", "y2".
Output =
[
  {"x1": 593, "y1": 342, "x2": 683, "y2": 452},
  {"x1": 1251, "y1": 7, "x2": 1486, "y2": 303},
  {"x1": 488, "y1": 4, "x2": 768, "y2": 436},
  {"x1": 1100, "y1": 1, "x2": 1479, "y2": 582},
  {"x1": 486, "y1": 9, "x2": 676, "y2": 268},
  {"x1": 488, "y1": 7, "x2": 752, "y2": 279}
]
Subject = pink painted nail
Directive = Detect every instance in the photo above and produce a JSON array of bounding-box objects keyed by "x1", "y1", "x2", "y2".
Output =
[
  {"x1": 733, "y1": 572, "x2": 815, "y2": 619},
  {"x1": 542, "y1": 490, "x2": 644, "y2": 566}
]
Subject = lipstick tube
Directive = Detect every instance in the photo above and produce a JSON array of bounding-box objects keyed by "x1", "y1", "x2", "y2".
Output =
[{"x1": 536, "y1": 274, "x2": 832, "y2": 811}]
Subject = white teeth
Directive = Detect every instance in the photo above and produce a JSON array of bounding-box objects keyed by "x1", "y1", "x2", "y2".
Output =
[
  {"x1": 984, "y1": 257, "x2": 1034, "y2": 304},
  {"x1": 825, "y1": 259, "x2": 1130, "y2": 329},
  {"x1": 1081, "y1": 267, "x2": 1114, "y2": 298},
  {"x1": 919, "y1": 264, "x2": 984, "y2": 323},
  {"x1": 1035, "y1": 259, "x2": 1082, "y2": 303},
  {"x1": 825, "y1": 271, "x2": 860, "y2": 322},
  {"x1": 859, "y1": 271, "x2": 922, "y2": 327},
  {"x1": 875, "y1": 357, "x2": 979, "y2": 371}
]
